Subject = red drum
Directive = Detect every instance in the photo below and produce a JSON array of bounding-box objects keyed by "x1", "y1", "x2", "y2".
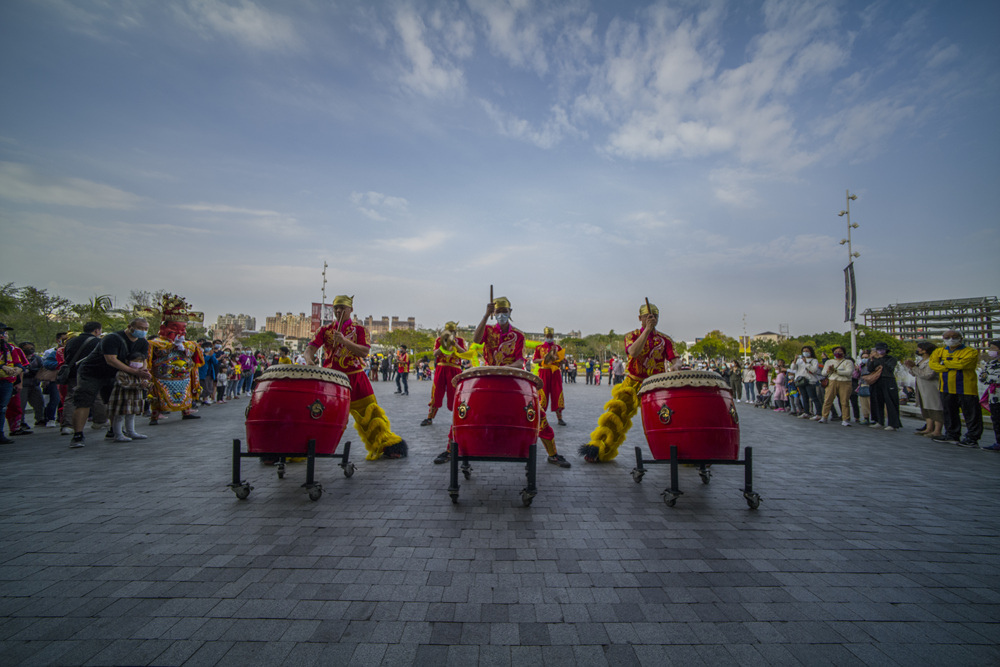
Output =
[
  {"x1": 451, "y1": 366, "x2": 543, "y2": 458},
  {"x1": 246, "y1": 365, "x2": 351, "y2": 455},
  {"x1": 638, "y1": 370, "x2": 740, "y2": 461}
]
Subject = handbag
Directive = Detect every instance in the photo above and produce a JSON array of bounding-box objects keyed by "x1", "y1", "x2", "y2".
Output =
[
  {"x1": 35, "y1": 367, "x2": 58, "y2": 382},
  {"x1": 819, "y1": 377, "x2": 829, "y2": 388},
  {"x1": 856, "y1": 384, "x2": 870, "y2": 397}
]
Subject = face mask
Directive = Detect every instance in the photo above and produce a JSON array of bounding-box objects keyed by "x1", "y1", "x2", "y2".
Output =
[
  {"x1": 496, "y1": 313, "x2": 510, "y2": 325},
  {"x1": 989, "y1": 350, "x2": 998, "y2": 358},
  {"x1": 943, "y1": 338, "x2": 956, "y2": 348},
  {"x1": 802, "y1": 352, "x2": 811, "y2": 358},
  {"x1": 214, "y1": 344, "x2": 221, "y2": 350},
  {"x1": 129, "y1": 361, "x2": 144, "y2": 369},
  {"x1": 833, "y1": 352, "x2": 843, "y2": 359},
  {"x1": 133, "y1": 329, "x2": 147, "y2": 339}
]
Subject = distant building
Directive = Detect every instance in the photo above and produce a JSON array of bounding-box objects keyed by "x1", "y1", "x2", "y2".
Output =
[
  {"x1": 215, "y1": 313, "x2": 256, "y2": 332},
  {"x1": 753, "y1": 331, "x2": 786, "y2": 344},
  {"x1": 264, "y1": 312, "x2": 312, "y2": 339},
  {"x1": 365, "y1": 316, "x2": 391, "y2": 335},
  {"x1": 863, "y1": 297, "x2": 998, "y2": 350},
  {"x1": 391, "y1": 316, "x2": 416, "y2": 331}
]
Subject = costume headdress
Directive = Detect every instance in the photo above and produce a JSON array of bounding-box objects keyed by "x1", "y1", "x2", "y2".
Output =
[
  {"x1": 332, "y1": 295, "x2": 354, "y2": 308},
  {"x1": 444, "y1": 321, "x2": 458, "y2": 331},
  {"x1": 543, "y1": 327, "x2": 554, "y2": 336},
  {"x1": 493, "y1": 296, "x2": 511, "y2": 310},
  {"x1": 639, "y1": 303, "x2": 659, "y2": 316}
]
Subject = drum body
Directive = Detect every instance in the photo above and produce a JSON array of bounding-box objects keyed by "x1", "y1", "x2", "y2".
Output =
[
  {"x1": 451, "y1": 367, "x2": 542, "y2": 458},
  {"x1": 639, "y1": 371, "x2": 740, "y2": 461},
  {"x1": 246, "y1": 365, "x2": 351, "y2": 455}
]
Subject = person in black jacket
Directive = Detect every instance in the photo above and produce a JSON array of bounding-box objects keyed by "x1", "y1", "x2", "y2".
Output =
[
  {"x1": 865, "y1": 342, "x2": 902, "y2": 431},
  {"x1": 59, "y1": 322, "x2": 104, "y2": 436}
]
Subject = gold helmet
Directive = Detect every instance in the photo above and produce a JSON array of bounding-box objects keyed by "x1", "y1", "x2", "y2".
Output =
[
  {"x1": 332, "y1": 295, "x2": 354, "y2": 307},
  {"x1": 493, "y1": 296, "x2": 511, "y2": 310},
  {"x1": 639, "y1": 303, "x2": 659, "y2": 316}
]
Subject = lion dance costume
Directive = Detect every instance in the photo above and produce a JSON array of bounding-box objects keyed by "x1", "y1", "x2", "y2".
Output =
[
  {"x1": 143, "y1": 294, "x2": 205, "y2": 422},
  {"x1": 309, "y1": 295, "x2": 407, "y2": 460},
  {"x1": 580, "y1": 302, "x2": 676, "y2": 462}
]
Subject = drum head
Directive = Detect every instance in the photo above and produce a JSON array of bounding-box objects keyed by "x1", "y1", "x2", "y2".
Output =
[
  {"x1": 452, "y1": 365, "x2": 543, "y2": 389},
  {"x1": 258, "y1": 364, "x2": 351, "y2": 388},
  {"x1": 638, "y1": 370, "x2": 730, "y2": 394}
]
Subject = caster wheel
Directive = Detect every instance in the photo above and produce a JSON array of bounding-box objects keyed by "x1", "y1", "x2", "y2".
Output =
[
  {"x1": 343, "y1": 463, "x2": 356, "y2": 478},
  {"x1": 520, "y1": 490, "x2": 535, "y2": 507},
  {"x1": 449, "y1": 494, "x2": 459, "y2": 504},
  {"x1": 664, "y1": 497, "x2": 677, "y2": 507},
  {"x1": 277, "y1": 469, "x2": 285, "y2": 479},
  {"x1": 631, "y1": 469, "x2": 644, "y2": 483},
  {"x1": 744, "y1": 493, "x2": 761, "y2": 510},
  {"x1": 699, "y1": 472, "x2": 711, "y2": 485},
  {"x1": 234, "y1": 485, "x2": 251, "y2": 500},
  {"x1": 462, "y1": 469, "x2": 471, "y2": 480},
  {"x1": 308, "y1": 487, "x2": 323, "y2": 501}
]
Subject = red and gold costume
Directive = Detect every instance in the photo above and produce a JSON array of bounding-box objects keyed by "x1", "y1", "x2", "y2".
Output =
[
  {"x1": 145, "y1": 295, "x2": 204, "y2": 420},
  {"x1": 308, "y1": 296, "x2": 406, "y2": 460},
  {"x1": 532, "y1": 328, "x2": 565, "y2": 419},
  {"x1": 581, "y1": 302, "x2": 677, "y2": 462},
  {"x1": 426, "y1": 323, "x2": 466, "y2": 422}
]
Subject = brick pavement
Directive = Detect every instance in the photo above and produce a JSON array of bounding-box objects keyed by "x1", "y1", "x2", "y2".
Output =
[{"x1": 1, "y1": 376, "x2": 998, "y2": 666}]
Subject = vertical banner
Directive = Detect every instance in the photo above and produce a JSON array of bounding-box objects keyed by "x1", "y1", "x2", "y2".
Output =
[
  {"x1": 739, "y1": 336, "x2": 751, "y2": 354},
  {"x1": 311, "y1": 303, "x2": 334, "y2": 332},
  {"x1": 844, "y1": 262, "x2": 856, "y2": 322}
]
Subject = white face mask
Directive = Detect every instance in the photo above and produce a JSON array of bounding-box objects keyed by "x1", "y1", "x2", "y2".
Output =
[
  {"x1": 802, "y1": 352, "x2": 811, "y2": 358},
  {"x1": 129, "y1": 361, "x2": 144, "y2": 369},
  {"x1": 496, "y1": 313, "x2": 510, "y2": 325},
  {"x1": 943, "y1": 338, "x2": 957, "y2": 348},
  {"x1": 989, "y1": 350, "x2": 998, "y2": 358}
]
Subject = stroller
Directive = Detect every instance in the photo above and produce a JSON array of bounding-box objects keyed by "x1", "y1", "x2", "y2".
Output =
[{"x1": 754, "y1": 387, "x2": 772, "y2": 409}]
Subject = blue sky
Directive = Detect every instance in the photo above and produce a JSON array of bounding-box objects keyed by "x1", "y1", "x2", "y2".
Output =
[{"x1": 1, "y1": 0, "x2": 997, "y2": 340}]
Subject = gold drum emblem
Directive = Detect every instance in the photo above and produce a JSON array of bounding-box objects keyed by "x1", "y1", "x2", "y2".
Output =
[
  {"x1": 729, "y1": 405, "x2": 739, "y2": 424},
  {"x1": 457, "y1": 402, "x2": 468, "y2": 419},
  {"x1": 308, "y1": 399, "x2": 325, "y2": 420},
  {"x1": 658, "y1": 405, "x2": 672, "y2": 424},
  {"x1": 525, "y1": 405, "x2": 536, "y2": 422}
]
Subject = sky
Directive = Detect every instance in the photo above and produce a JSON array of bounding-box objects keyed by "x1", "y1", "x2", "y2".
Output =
[{"x1": 1, "y1": 0, "x2": 998, "y2": 341}]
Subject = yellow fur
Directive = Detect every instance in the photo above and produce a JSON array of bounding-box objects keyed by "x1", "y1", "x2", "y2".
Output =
[
  {"x1": 350, "y1": 395, "x2": 403, "y2": 460},
  {"x1": 585, "y1": 378, "x2": 640, "y2": 461}
]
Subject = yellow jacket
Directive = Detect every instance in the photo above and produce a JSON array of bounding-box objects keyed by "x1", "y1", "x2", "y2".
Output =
[{"x1": 928, "y1": 346, "x2": 979, "y2": 395}]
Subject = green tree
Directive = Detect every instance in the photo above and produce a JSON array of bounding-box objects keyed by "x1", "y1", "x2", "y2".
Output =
[
  {"x1": 373, "y1": 328, "x2": 436, "y2": 353},
  {"x1": 4, "y1": 286, "x2": 74, "y2": 345},
  {"x1": 241, "y1": 331, "x2": 280, "y2": 353}
]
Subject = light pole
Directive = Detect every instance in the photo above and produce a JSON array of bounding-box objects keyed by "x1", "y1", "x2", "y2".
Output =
[{"x1": 838, "y1": 191, "x2": 860, "y2": 359}]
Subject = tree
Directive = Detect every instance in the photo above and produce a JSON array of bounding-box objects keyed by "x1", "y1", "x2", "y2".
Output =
[
  {"x1": 5, "y1": 286, "x2": 74, "y2": 345},
  {"x1": 241, "y1": 331, "x2": 280, "y2": 353},
  {"x1": 690, "y1": 330, "x2": 736, "y2": 360},
  {"x1": 373, "y1": 328, "x2": 436, "y2": 353}
]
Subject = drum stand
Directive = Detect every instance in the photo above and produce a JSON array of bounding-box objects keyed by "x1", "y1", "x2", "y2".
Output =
[
  {"x1": 447, "y1": 442, "x2": 538, "y2": 506},
  {"x1": 228, "y1": 438, "x2": 356, "y2": 501},
  {"x1": 631, "y1": 445, "x2": 761, "y2": 509}
]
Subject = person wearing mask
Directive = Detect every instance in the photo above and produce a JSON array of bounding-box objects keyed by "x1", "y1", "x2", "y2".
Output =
[
  {"x1": 18, "y1": 342, "x2": 47, "y2": 430},
  {"x1": 979, "y1": 340, "x2": 1000, "y2": 451},
  {"x1": 864, "y1": 342, "x2": 902, "y2": 431},
  {"x1": 929, "y1": 330, "x2": 983, "y2": 447},
  {"x1": 817, "y1": 346, "x2": 855, "y2": 425},
  {"x1": 903, "y1": 342, "x2": 944, "y2": 438},
  {"x1": 198, "y1": 341, "x2": 219, "y2": 406},
  {"x1": 752, "y1": 359, "x2": 770, "y2": 397},
  {"x1": 70, "y1": 318, "x2": 152, "y2": 448},
  {"x1": 789, "y1": 346, "x2": 822, "y2": 418},
  {"x1": 533, "y1": 327, "x2": 567, "y2": 425},
  {"x1": 422, "y1": 322, "x2": 466, "y2": 427},
  {"x1": 38, "y1": 334, "x2": 66, "y2": 427},
  {"x1": 728, "y1": 361, "x2": 743, "y2": 402},
  {"x1": 107, "y1": 351, "x2": 152, "y2": 442},
  {"x1": 394, "y1": 344, "x2": 410, "y2": 395},
  {"x1": 741, "y1": 363, "x2": 756, "y2": 403},
  {"x1": 0, "y1": 324, "x2": 29, "y2": 443},
  {"x1": 238, "y1": 348, "x2": 256, "y2": 396}
]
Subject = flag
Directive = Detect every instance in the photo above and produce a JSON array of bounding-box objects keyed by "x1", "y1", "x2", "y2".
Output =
[
  {"x1": 844, "y1": 262, "x2": 856, "y2": 322},
  {"x1": 739, "y1": 336, "x2": 751, "y2": 353}
]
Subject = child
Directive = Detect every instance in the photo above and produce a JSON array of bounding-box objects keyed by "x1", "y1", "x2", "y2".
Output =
[
  {"x1": 107, "y1": 352, "x2": 151, "y2": 442},
  {"x1": 216, "y1": 355, "x2": 229, "y2": 404},
  {"x1": 772, "y1": 365, "x2": 788, "y2": 412}
]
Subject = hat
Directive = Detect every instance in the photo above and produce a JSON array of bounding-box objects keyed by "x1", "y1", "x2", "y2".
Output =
[
  {"x1": 332, "y1": 295, "x2": 354, "y2": 308},
  {"x1": 444, "y1": 321, "x2": 458, "y2": 331},
  {"x1": 543, "y1": 327, "x2": 554, "y2": 336},
  {"x1": 639, "y1": 303, "x2": 659, "y2": 316},
  {"x1": 493, "y1": 296, "x2": 511, "y2": 310},
  {"x1": 160, "y1": 294, "x2": 204, "y2": 323},
  {"x1": 874, "y1": 342, "x2": 889, "y2": 351},
  {"x1": 0, "y1": 322, "x2": 12, "y2": 331}
]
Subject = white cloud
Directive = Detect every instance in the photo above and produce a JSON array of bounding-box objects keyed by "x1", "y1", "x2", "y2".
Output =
[
  {"x1": 174, "y1": 202, "x2": 282, "y2": 216},
  {"x1": 480, "y1": 100, "x2": 581, "y2": 149},
  {"x1": 467, "y1": 0, "x2": 549, "y2": 75},
  {"x1": 0, "y1": 162, "x2": 143, "y2": 209},
  {"x1": 179, "y1": 0, "x2": 300, "y2": 52},
  {"x1": 350, "y1": 191, "x2": 409, "y2": 221},
  {"x1": 376, "y1": 230, "x2": 451, "y2": 252},
  {"x1": 394, "y1": 6, "x2": 465, "y2": 96}
]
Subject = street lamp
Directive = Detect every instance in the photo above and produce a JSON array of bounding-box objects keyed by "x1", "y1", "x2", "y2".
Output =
[{"x1": 838, "y1": 191, "x2": 860, "y2": 359}]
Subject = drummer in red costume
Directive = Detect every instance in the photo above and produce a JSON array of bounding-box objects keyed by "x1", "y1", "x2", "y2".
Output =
[
  {"x1": 433, "y1": 297, "x2": 571, "y2": 467},
  {"x1": 305, "y1": 295, "x2": 407, "y2": 460},
  {"x1": 580, "y1": 301, "x2": 681, "y2": 463},
  {"x1": 421, "y1": 321, "x2": 466, "y2": 427},
  {"x1": 533, "y1": 327, "x2": 567, "y2": 426}
]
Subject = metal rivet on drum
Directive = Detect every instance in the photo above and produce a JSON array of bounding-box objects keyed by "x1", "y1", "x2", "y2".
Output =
[
  {"x1": 658, "y1": 405, "x2": 672, "y2": 424},
  {"x1": 729, "y1": 405, "x2": 739, "y2": 424},
  {"x1": 525, "y1": 406, "x2": 536, "y2": 422},
  {"x1": 308, "y1": 399, "x2": 325, "y2": 419},
  {"x1": 457, "y1": 402, "x2": 468, "y2": 419}
]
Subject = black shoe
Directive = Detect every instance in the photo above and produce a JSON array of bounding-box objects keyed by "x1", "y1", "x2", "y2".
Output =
[
  {"x1": 394, "y1": 391, "x2": 401, "y2": 394},
  {"x1": 70, "y1": 433, "x2": 85, "y2": 448},
  {"x1": 548, "y1": 454, "x2": 571, "y2": 468},
  {"x1": 11, "y1": 426, "x2": 32, "y2": 435},
  {"x1": 433, "y1": 450, "x2": 450, "y2": 464},
  {"x1": 0, "y1": 436, "x2": 14, "y2": 445},
  {"x1": 932, "y1": 436, "x2": 959, "y2": 444},
  {"x1": 420, "y1": 418, "x2": 433, "y2": 426},
  {"x1": 105, "y1": 429, "x2": 115, "y2": 439},
  {"x1": 149, "y1": 418, "x2": 159, "y2": 425},
  {"x1": 181, "y1": 413, "x2": 201, "y2": 420},
  {"x1": 557, "y1": 418, "x2": 567, "y2": 426},
  {"x1": 956, "y1": 437, "x2": 978, "y2": 448}
]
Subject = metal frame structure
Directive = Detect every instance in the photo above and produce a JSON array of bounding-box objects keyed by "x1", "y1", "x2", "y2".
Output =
[{"x1": 862, "y1": 297, "x2": 999, "y2": 350}]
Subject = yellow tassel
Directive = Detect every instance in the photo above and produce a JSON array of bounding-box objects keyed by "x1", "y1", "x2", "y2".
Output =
[
  {"x1": 350, "y1": 395, "x2": 403, "y2": 460},
  {"x1": 584, "y1": 378, "x2": 640, "y2": 461}
]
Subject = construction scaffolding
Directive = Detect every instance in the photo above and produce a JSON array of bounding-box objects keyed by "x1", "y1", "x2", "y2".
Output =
[{"x1": 862, "y1": 297, "x2": 999, "y2": 350}]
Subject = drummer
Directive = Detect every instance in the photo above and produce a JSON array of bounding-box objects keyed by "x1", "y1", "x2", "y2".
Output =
[
  {"x1": 533, "y1": 326, "x2": 567, "y2": 426},
  {"x1": 304, "y1": 295, "x2": 408, "y2": 460},
  {"x1": 421, "y1": 321, "x2": 466, "y2": 427},
  {"x1": 434, "y1": 297, "x2": 571, "y2": 468},
  {"x1": 580, "y1": 301, "x2": 681, "y2": 463}
]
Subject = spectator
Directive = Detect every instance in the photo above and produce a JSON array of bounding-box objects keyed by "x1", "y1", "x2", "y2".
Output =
[
  {"x1": 612, "y1": 356, "x2": 625, "y2": 385},
  {"x1": 771, "y1": 362, "x2": 788, "y2": 412},
  {"x1": 59, "y1": 322, "x2": 105, "y2": 435},
  {"x1": 70, "y1": 318, "x2": 152, "y2": 448},
  {"x1": 741, "y1": 364, "x2": 756, "y2": 403},
  {"x1": 979, "y1": 339, "x2": 1000, "y2": 451},
  {"x1": 395, "y1": 344, "x2": 410, "y2": 395},
  {"x1": 0, "y1": 323, "x2": 28, "y2": 443},
  {"x1": 903, "y1": 342, "x2": 944, "y2": 438},
  {"x1": 215, "y1": 352, "x2": 229, "y2": 403},
  {"x1": 19, "y1": 342, "x2": 47, "y2": 429},
  {"x1": 38, "y1": 334, "x2": 65, "y2": 426},
  {"x1": 752, "y1": 358, "x2": 770, "y2": 396},
  {"x1": 864, "y1": 342, "x2": 902, "y2": 431},
  {"x1": 817, "y1": 345, "x2": 855, "y2": 426},
  {"x1": 237, "y1": 347, "x2": 256, "y2": 396},
  {"x1": 929, "y1": 329, "x2": 983, "y2": 447},
  {"x1": 198, "y1": 341, "x2": 218, "y2": 406},
  {"x1": 107, "y1": 351, "x2": 151, "y2": 442},
  {"x1": 855, "y1": 350, "x2": 872, "y2": 424},
  {"x1": 225, "y1": 354, "x2": 241, "y2": 399},
  {"x1": 790, "y1": 346, "x2": 822, "y2": 418},
  {"x1": 585, "y1": 358, "x2": 595, "y2": 385},
  {"x1": 729, "y1": 361, "x2": 743, "y2": 402}
]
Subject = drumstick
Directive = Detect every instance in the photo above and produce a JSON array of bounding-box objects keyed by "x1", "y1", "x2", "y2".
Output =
[
  {"x1": 645, "y1": 297, "x2": 651, "y2": 312},
  {"x1": 489, "y1": 285, "x2": 494, "y2": 320}
]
